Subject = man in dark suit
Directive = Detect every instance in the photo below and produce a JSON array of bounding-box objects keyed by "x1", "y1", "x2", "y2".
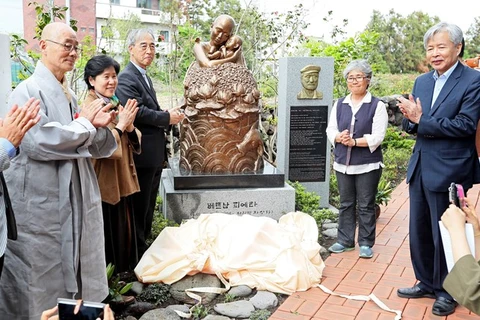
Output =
[
  {"x1": 396, "y1": 22, "x2": 480, "y2": 316},
  {"x1": 116, "y1": 29, "x2": 184, "y2": 257}
]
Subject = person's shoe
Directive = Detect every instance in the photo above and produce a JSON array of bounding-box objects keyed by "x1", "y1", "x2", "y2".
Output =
[
  {"x1": 397, "y1": 285, "x2": 435, "y2": 299},
  {"x1": 328, "y1": 242, "x2": 354, "y2": 253},
  {"x1": 432, "y1": 297, "x2": 457, "y2": 316},
  {"x1": 359, "y1": 246, "x2": 373, "y2": 258}
]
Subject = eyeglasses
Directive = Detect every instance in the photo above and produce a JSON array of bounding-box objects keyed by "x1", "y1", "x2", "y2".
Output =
[
  {"x1": 45, "y1": 39, "x2": 80, "y2": 53},
  {"x1": 346, "y1": 75, "x2": 368, "y2": 83},
  {"x1": 137, "y1": 43, "x2": 156, "y2": 51}
]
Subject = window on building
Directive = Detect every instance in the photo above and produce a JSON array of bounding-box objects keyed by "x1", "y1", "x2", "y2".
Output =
[
  {"x1": 137, "y1": 0, "x2": 152, "y2": 8},
  {"x1": 159, "y1": 30, "x2": 169, "y2": 42},
  {"x1": 110, "y1": 0, "x2": 120, "y2": 4},
  {"x1": 81, "y1": 27, "x2": 87, "y2": 32}
]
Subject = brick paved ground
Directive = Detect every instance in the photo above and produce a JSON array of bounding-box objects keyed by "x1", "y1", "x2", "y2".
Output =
[{"x1": 271, "y1": 180, "x2": 480, "y2": 320}]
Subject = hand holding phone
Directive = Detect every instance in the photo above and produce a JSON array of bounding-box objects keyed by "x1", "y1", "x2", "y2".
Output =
[
  {"x1": 57, "y1": 298, "x2": 106, "y2": 320},
  {"x1": 448, "y1": 182, "x2": 465, "y2": 208}
]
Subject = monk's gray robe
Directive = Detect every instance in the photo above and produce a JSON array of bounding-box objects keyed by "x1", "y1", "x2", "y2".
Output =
[{"x1": 0, "y1": 61, "x2": 117, "y2": 320}]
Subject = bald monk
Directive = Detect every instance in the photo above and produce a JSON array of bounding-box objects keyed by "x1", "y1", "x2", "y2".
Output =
[
  {"x1": 0, "y1": 22, "x2": 117, "y2": 319},
  {"x1": 193, "y1": 14, "x2": 245, "y2": 67}
]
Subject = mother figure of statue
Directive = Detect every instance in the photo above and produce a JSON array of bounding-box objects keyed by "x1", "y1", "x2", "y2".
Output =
[{"x1": 181, "y1": 14, "x2": 264, "y2": 175}]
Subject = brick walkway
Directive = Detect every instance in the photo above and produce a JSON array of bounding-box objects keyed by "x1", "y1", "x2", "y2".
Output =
[{"x1": 271, "y1": 180, "x2": 480, "y2": 320}]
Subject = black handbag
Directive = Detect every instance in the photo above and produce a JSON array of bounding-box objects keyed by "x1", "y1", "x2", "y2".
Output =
[{"x1": 0, "y1": 173, "x2": 17, "y2": 240}]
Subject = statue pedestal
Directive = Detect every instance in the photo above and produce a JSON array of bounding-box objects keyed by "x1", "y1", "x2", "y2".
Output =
[
  {"x1": 167, "y1": 157, "x2": 285, "y2": 189},
  {"x1": 160, "y1": 158, "x2": 295, "y2": 223}
]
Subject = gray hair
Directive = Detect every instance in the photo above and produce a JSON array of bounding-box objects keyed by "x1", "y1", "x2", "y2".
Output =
[
  {"x1": 423, "y1": 22, "x2": 463, "y2": 49},
  {"x1": 342, "y1": 59, "x2": 373, "y2": 79},
  {"x1": 126, "y1": 28, "x2": 155, "y2": 46}
]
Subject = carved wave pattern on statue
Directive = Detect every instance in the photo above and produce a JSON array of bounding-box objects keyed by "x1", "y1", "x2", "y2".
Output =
[
  {"x1": 180, "y1": 62, "x2": 264, "y2": 174},
  {"x1": 180, "y1": 122, "x2": 264, "y2": 174}
]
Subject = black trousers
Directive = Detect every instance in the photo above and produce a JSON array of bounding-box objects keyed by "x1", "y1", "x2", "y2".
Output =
[
  {"x1": 408, "y1": 164, "x2": 452, "y2": 299},
  {"x1": 336, "y1": 168, "x2": 382, "y2": 248},
  {"x1": 133, "y1": 166, "x2": 162, "y2": 258},
  {"x1": 103, "y1": 197, "x2": 138, "y2": 273},
  {"x1": 0, "y1": 255, "x2": 4, "y2": 279}
]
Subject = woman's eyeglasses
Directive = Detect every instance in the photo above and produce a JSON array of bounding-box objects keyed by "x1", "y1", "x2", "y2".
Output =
[{"x1": 346, "y1": 76, "x2": 367, "y2": 83}]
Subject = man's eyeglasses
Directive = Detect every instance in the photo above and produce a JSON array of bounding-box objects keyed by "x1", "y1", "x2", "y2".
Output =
[
  {"x1": 45, "y1": 39, "x2": 80, "y2": 53},
  {"x1": 137, "y1": 43, "x2": 156, "y2": 51},
  {"x1": 346, "y1": 75, "x2": 368, "y2": 83}
]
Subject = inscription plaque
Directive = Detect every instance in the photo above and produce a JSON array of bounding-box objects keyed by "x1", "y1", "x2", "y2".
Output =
[{"x1": 288, "y1": 106, "x2": 328, "y2": 182}]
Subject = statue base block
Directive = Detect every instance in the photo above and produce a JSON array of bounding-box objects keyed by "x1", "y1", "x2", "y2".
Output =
[
  {"x1": 168, "y1": 157, "x2": 285, "y2": 190},
  {"x1": 160, "y1": 168, "x2": 295, "y2": 223}
]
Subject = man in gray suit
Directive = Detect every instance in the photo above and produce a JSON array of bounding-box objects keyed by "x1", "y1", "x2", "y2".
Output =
[{"x1": 0, "y1": 98, "x2": 40, "y2": 277}]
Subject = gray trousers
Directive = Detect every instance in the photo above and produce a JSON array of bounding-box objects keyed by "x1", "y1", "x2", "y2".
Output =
[{"x1": 335, "y1": 168, "x2": 382, "y2": 247}]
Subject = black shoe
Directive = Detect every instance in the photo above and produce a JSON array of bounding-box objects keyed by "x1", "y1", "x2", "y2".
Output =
[
  {"x1": 397, "y1": 285, "x2": 435, "y2": 299},
  {"x1": 432, "y1": 297, "x2": 457, "y2": 316}
]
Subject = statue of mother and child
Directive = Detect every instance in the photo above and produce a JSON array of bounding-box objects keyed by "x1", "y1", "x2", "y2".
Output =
[{"x1": 180, "y1": 14, "x2": 264, "y2": 175}]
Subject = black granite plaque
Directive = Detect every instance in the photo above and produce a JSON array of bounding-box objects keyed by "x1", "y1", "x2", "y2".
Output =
[{"x1": 288, "y1": 106, "x2": 328, "y2": 182}]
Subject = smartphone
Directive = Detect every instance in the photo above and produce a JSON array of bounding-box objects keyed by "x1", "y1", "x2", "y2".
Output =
[
  {"x1": 448, "y1": 182, "x2": 465, "y2": 208},
  {"x1": 57, "y1": 298, "x2": 106, "y2": 320}
]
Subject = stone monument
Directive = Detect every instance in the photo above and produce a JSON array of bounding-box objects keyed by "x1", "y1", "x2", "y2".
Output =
[
  {"x1": 277, "y1": 57, "x2": 334, "y2": 208},
  {"x1": 160, "y1": 15, "x2": 295, "y2": 223}
]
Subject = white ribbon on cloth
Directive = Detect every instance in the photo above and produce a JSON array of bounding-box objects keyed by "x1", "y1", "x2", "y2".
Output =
[
  {"x1": 173, "y1": 270, "x2": 231, "y2": 318},
  {"x1": 317, "y1": 284, "x2": 402, "y2": 320}
]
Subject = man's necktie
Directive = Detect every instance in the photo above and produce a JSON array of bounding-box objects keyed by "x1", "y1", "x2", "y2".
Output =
[{"x1": 143, "y1": 74, "x2": 150, "y2": 89}]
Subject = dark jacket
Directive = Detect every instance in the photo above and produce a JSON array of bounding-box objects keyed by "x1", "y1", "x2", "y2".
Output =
[
  {"x1": 402, "y1": 63, "x2": 480, "y2": 192},
  {"x1": 116, "y1": 62, "x2": 170, "y2": 168}
]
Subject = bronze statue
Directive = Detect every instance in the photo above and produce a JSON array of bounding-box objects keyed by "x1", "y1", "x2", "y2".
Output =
[
  {"x1": 180, "y1": 14, "x2": 264, "y2": 174},
  {"x1": 297, "y1": 65, "x2": 323, "y2": 100},
  {"x1": 193, "y1": 15, "x2": 245, "y2": 68}
]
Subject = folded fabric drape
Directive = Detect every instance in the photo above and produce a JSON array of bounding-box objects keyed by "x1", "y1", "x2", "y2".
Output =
[{"x1": 135, "y1": 211, "x2": 325, "y2": 295}]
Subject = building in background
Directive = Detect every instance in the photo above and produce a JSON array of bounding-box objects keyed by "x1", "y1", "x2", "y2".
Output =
[{"x1": 22, "y1": 0, "x2": 175, "y2": 56}]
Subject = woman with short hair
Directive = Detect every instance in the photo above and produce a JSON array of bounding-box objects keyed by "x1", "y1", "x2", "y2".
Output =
[
  {"x1": 326, "y1": 59, "x2": 388, "y2": 259},
  {"x1": 84, "y1": 55, "x2": 141, "y2": 273}
]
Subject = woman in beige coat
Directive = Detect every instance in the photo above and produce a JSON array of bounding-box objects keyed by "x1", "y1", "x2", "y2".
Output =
[{"x1": 84, "y1": 55, "x2": 141, "y2": 273}]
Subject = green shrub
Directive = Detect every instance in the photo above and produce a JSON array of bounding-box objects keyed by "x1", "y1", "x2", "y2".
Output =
[
  {"x1": 328, "y1": 164, "x2": 340, "y2": 208},
  {"x1": 311, "y1": 208, "x2": 337, "y2": 226},
  {"x1": 287, "y1": 180, "x2": 320, "y2": 213},
  {"x1": 146, "y1": 196, "x2": 179, "y2": 246},
  {"x1": 375, "y1": 179, "x2": 394, "y2": 206},
  {"x1": 382, "y1": 126, "x2": 415, "y2": 150},
  {"x1": 381, "y1": 146, "x2": 412, "y2": 186},
  {"x1": 258, "y1": 77, "x2": 278, "y2": 98},
  {"x1": 287, "y1": 180, "x2": 336, "y2": 240},
  {"x1": 250, "y1": 309, "x2": 272, "y2": 320},
  {"x1": 223, "y1": 293, "x2": 237, "y2": 303},
  {"x1": 191, "y1": 304, "x2": 210, "y2": 319},
  {"x1": 137, "y1": 283, "x2": 171, "y2": 305},
  {"x1": 105, "y1": 263, "x2": 133, "y2": 303},
  {"x1": 370, "y1": 73, "x2": 416, "y2": 97}
]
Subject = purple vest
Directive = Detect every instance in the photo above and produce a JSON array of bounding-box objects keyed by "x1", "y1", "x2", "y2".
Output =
[{"x1": 333, "y1": 96, "x2": 383, "y2": 166}]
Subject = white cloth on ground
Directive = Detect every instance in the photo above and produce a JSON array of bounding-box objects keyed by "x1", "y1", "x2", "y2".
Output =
[{"x1": 135, "y1": 211, "x2": 325, "y2": 295}]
